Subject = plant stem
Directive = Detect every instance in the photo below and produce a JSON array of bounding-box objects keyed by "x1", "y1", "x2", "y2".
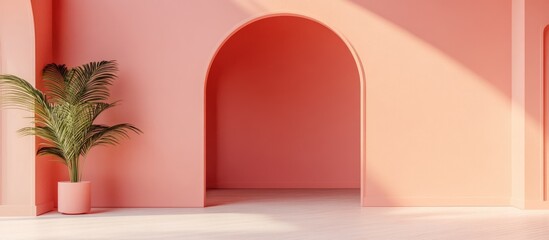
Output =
[{"x1": 69, "y1": 157, "x2": 79, "y2": 182}]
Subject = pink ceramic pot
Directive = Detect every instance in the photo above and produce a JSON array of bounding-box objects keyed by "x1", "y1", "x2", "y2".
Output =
[{"x1": 58, "y1": 181, "x2": 91, "y2": 214}]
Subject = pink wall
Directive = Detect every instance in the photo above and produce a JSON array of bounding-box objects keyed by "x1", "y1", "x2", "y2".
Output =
[
  {"x1": 49, "y1": 0, "x2": 514, "y2": 208},
  {"x1": 52, "y1": 0, "x2": 253, "y2": 207},
  {"x1": 206, "y1": 16, "x2": 360, "y2": 189},
  {"x1": 0, "y1": 0, "x2": 39, "y2": 215}
]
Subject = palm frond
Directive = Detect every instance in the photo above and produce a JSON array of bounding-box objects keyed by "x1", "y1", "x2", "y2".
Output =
[
  {"x1": 80, "y1": 123, "x2": 142, "y2": 155},
  {"x1": 1, "y1": 61, "x2": 140, "y2": 182},
  {"x1": 18, "y1": 126, "x2": 59, "y2": 144},
  {"x1": 0, "y1": 74, "x2": 50, "y2": 117},
  {"x1": 49, "y1": 103, "x2": 93, "y2": 163},
  {"x1": 42, "y1": 63, "x2": 70, "y2": 103},
  {"x1": 68, "y1": 60, "x2": 118, "y2": 103},
  {"x1": 37, "y1": 147, "x2": 67, "y2": 164},
  {"x1": 89, "y1": 102, "x2": 117, "y2": 122}
]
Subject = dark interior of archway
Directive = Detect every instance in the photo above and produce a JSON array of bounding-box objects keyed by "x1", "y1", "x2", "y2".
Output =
[{"x1": 206, "y1": 16, "x2": 361, "y2": 199}]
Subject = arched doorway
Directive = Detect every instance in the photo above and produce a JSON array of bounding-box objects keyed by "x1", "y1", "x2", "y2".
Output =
[{"x1": 205, "y1": 14, "x2": 364, "y2": 205}]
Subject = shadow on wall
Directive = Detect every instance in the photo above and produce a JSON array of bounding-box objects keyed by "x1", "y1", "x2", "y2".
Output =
[
  {"x1": 348, "y1": 0, "x2": 511, "y2": 98},
  {"x1": 228, "y1": 0, "x2": 513, "y2": 206},
  {"x1": 205, "y1": 16, "x2": 361, "y2": 191},
  {"x1": 47, "y1": 0, "x2": 517, "y2": 208},
  {"x1": 232, "y1": 0, "x2": 511, "y2": 99}
]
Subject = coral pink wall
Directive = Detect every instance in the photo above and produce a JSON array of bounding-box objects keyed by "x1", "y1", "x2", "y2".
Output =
[
  {"x1": 206, "y1": 16, "x2": 360, "y2": 189},
  {"x1": 51, "y1": 0, "x2": 513, "y2": 207},
  {"x1": 31, "y1": 0, "x2": 56, "y2": 215},
  {"x1": 52, "y1": 0, "x2": 252, "y2": 207}
]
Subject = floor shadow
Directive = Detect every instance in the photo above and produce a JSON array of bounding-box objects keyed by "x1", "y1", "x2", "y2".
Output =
[{"x1": 206, "y1": 188, "x2": 361, "y2": 207}]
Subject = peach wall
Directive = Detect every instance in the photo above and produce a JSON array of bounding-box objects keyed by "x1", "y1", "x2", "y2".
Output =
[
  {"x1": 51, "y1": 0, "x2": 512, "y2": 207},
  {"x1": 0, "y1": 0, "x2": 38, "y2": 215},
  {"x1": 206, "y1": 16, "x2": 361, "y2": 189},
  {"x1": 511, "y1": 0, "x2": 526, "y2": 209},
  {"x1": 239, "y1": 0, "x2": 511, "y2": 206},
  {"x1": 513, "y1": 0, "x2": 549, "y2": 209}
]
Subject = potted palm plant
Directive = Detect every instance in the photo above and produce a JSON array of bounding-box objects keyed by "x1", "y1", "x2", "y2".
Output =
[{"x1": 0, "y1": 60, "x2": 141, "y2": 214}]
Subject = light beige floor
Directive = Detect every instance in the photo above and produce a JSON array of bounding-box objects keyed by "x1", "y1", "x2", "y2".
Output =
[{"x1": 1, "y1": 189, "x2": 548, "y2": 240}]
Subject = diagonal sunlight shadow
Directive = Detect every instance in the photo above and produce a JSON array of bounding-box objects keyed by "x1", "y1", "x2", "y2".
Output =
[
  {"x1": 347, "y1": 0, "x2": 511, "y2": 98},
  {"x1": 228, "y1": 0, "x2": 514, "y2": 205}
]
